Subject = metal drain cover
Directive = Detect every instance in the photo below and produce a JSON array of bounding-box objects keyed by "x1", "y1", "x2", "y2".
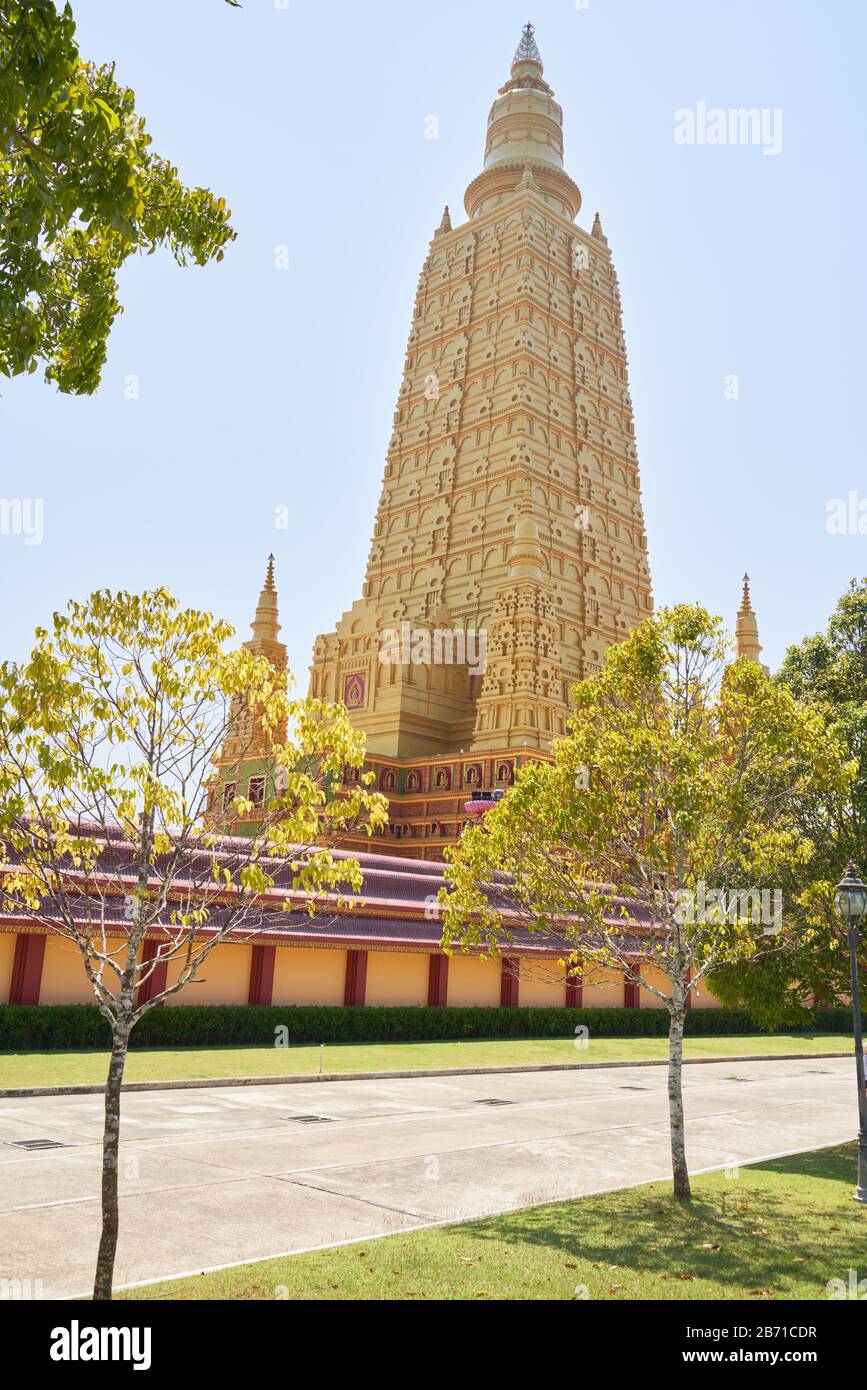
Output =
[
  {"x1": 474, "y1": 1098, "x2": 515, "y2": 1106},
  {"x1": 7, "y1": 1139, "x2": 71, "y2": 1151},
  {"x1": 284, "y1": 1115, "x2": 335, "y2": 1124}
]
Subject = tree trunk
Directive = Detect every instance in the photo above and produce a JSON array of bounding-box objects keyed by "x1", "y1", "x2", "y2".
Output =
[
  {"x1": 667, "y1": 994, "x2": 691, "y2": 1201},
  {"x1": 92, "y1": 1022, "x2": 131, "y2": 1301}
]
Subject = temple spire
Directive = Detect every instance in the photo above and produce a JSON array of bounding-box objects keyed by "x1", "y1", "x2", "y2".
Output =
[
  {"x1": 250, "y1": 553, "x2": 280, "y2": 645},
  {"x1": 434, "y1": 204, "x2": 452, "y2": 238},
  {"x1": 464, "y1": 20, "x2": 581, "y2": 222},
  {"x1": 735, "y1": 573, "x2": 767, "y2": 671}
]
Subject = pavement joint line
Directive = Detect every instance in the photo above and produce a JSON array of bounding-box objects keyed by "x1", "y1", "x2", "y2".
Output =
[
  {"x1": 8, "y1": 1152, "x2": 441, "y2": 1217},
  {"x1": 12, "y1": 1194, "x2": 99, "y2": 1212},
  {"x1": 62, "y1": 1136, "x2": 854, "y2": 1302},
  {"x1": 0, "y1": 1050, "x2": 850, "y2": 1100},
  {"x1": 274, "y1": 1173, "x2": 430, "y2": 1223}
]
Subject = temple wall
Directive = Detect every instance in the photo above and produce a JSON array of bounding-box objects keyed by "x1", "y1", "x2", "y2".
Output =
[
  {"x1": 447, "y1": 953, "x2": 502, "y2": 1006},
  {"x1": 520, "y1": 959, "x2": 567, "y2": 1007},
  {"x1": 366, "y1": 950, "x2": 429, "y2": 1006},
  {"x1": 272, "y1": 946, "x2": 346, "y2": 1006},
  {"x1": 639, "y1": 966, "x2": 670, "y2": 1008},
  {"x1": 163, "y1": 943, "x2": 252, "y2": 1006},
  {"x1": 582, "y1": 966, "x2": 626, "y2": 1007},
  {"x1": 691, "y1": 980, "x2": 722, "y2": 1009},
  {"x1": 40, "y1": 936, "x2": 101, "y2": 1005},
  {"x1": 0, "y1": 932, "x2": 724, "y2": 1010}
]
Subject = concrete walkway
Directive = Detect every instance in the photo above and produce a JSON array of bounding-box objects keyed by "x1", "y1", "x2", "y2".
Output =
[{"x1": 0, "y1": 1055, "x2": 855, "y2": 1299}]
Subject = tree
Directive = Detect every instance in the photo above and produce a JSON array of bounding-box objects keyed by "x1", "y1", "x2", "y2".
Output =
[
  {"x1": 0, "y1": 1, "x2": 236, "y2": 394},
  {"x1": 711, "y1": 579, "x2": 867, "y2": 1021},
  {"x1": 440, "y1": 606, "x2": 850, "y2": 1200},
  {"x1": 0, "y1": 588, "x2": 387, "y2": 1299}
]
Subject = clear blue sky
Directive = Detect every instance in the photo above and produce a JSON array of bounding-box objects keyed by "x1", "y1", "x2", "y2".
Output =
[{"x1": 2, "y1": 0, "x2": 865, "y2": 682}]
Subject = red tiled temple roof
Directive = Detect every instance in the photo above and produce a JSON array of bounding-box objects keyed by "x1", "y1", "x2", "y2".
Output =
[{"x1": 0, "y1": 821, "x2": 652, "y2": 957}]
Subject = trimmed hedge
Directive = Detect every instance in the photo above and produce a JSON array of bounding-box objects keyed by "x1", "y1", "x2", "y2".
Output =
[{"x1": 0, "y1": 1003, "x2": 859, "y2": 1050}]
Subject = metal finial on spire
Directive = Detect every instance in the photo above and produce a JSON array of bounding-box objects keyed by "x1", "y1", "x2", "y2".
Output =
[
  {"x1": 513, "y1": 21, "x2": 542, "y2": 66},
  {"x1": 264, "y1": 553, "x2": 276, "y2": 593}
]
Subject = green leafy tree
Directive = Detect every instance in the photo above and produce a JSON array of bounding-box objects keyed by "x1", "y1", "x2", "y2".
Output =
[
  {"x1": 440, "y1": 607, "x2": 849, "y2": 1200},
  {"x1": 0, "y1": 589, "x2": 387, "y2": 1299},
  {"x1": 711, "y1": 579, "x2": 867, "y2": 1021},
  {"x1": 0, "y1": 0, "x2": 235, "y2": 393}
]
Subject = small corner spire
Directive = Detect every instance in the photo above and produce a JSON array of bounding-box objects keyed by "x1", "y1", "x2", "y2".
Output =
[
  {"x1": 434, "y1": 204, "x2": 452, "y2": 237},
  {"x1": 509, "y1": 480, "x2": 544, "y2": 581}
]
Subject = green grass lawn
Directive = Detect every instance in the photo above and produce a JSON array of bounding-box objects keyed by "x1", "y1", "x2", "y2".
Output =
[
  {"x1": 0, "y1": 1032, "x2": 848, "y2": 1090},
  {"x1": 122, "y1": 1143, "x2": 866, "y2": 1301}
]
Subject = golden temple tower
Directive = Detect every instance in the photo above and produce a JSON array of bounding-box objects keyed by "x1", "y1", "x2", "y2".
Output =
[
  {"x1": 309, "y1": 24, "x2": 653, "y2": 849},
  {"x1": 735, "y1": 574, "x2": 769, "y2": 675}
]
